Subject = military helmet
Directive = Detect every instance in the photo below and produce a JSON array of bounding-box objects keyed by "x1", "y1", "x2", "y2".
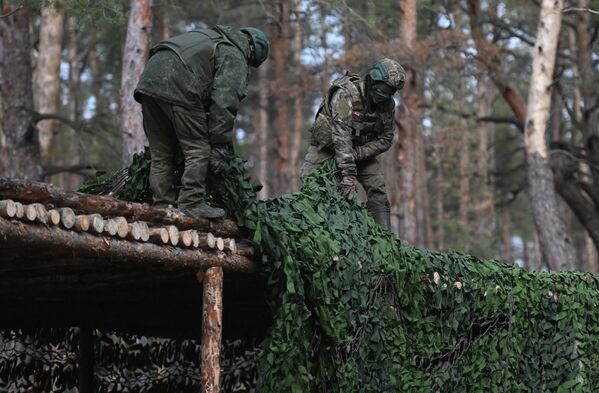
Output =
[
  {"x1": 368, "y1": 58, "x2": 406, "y2": 91},
  {"x1": 241, "y1": 27, "x2": 270, "y2": 67}
]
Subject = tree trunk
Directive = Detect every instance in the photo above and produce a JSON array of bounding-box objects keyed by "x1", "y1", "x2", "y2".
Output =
[
  {"x1": 35, "y1": 0, "x2": 65, "y2": 167},
  {"x1": 200, "y1": 266, "x2": 224, "y2": 393},
  {"x1": 585, "y1": 231, "x2": 598, "y2": 274},
  {"x1": 475, "y1": 76, "x2": 496, "y2": 238},
  {"x1": 524, "y1": 0, "x2": 576, "y2": 271},
  {"x1": 272, "y1": 0, "x2": 291, "y2": 195},
  {"x1": 397, "y1": 0, "x2": 418, "y2": 244},
  {"x1": 289, "y1": 0, "x2": 304, "y2": 192},
  {"x1": 502, "y1": 207, "x2": 511, "y2": 263},
  {"x1": 0, "y1": 3, "x2": 42, "y2": 180},
  {"x1": 458, "y1": 85, "x2": 471, "y2": 228},
  {"x1": 255, "y1": 64, "x2": 270, "y2": 200},
  {"x1": 120, "y1": 0, "x2": 152, "y2": 165}
]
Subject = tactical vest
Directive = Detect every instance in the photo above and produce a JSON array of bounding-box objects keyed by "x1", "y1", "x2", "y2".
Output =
[
  {"x1": 150, "y1": 28, "x2": 239, "y2": 93},
  {"x1": 311, "y1": 73, "x2": 394, "y2": 149}
]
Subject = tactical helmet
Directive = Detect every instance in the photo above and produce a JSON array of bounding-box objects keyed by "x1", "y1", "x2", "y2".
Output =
[
  {"x1": 368, "y1": 58, "x2": 406, "y2": 91},
  {"x1": 241, "y1": 27, "x2": 270, "y2": 67}
]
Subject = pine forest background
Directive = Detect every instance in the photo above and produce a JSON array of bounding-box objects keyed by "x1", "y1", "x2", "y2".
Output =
[{"x1": 1, "y1": 0, "x2": 599, "y2": 274}]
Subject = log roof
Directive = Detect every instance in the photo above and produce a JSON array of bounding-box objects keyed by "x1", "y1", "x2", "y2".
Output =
[{"x1": 0, "y1": 177, "x2": 270, "y2": 340}]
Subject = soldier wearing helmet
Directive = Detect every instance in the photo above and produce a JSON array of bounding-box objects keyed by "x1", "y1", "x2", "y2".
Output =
[
  {"x1": 134, "y1": 25, "x2": 269, "y2": 219},
  {"x1": 300, "y1": 58, "x2": 406, "y2": 230}
]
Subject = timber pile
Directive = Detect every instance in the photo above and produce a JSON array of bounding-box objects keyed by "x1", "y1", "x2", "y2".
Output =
[{"x1": 0, "y1": 178, "x2": 254, "y2": 258}]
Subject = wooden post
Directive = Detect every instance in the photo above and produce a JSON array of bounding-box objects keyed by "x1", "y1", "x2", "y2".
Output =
[
  {"x1": 77, "y1": 327, "x2": 94, "y2": 393},
  {"x1": 200, "y1": 266, "x2": 223, "y2": 393}
]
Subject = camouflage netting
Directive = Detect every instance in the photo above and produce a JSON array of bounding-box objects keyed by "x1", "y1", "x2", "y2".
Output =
[{"x1": 2, "y1": 149, "x2": 598, "y2": 392}]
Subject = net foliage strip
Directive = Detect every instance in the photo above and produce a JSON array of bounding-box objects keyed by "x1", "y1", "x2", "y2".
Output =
[{"x1": 7, "y1": 149, "x2": 597, "y2": 392}]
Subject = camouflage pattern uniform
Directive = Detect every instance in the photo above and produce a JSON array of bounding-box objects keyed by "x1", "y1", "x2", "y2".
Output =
[
  {"x1": 134, "y1": 25, "x2": 251, "y2": 211},
  {"x1": 301, "y1": 59, "x2": 405, "y2": 229}
]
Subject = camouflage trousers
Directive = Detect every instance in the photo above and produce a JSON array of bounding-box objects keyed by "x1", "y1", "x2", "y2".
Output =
[
  {"x1": 300, "y1": 145, "x2": 390, "y2": 213},
  {"x1": 141, "y1": 95, "x2": 210, "y2": 209}
]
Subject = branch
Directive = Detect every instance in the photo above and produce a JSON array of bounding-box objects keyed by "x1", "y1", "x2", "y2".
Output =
[
  {"x1": 563, "y1": 7, "x2": 599, "y2": 15},
  {"x1": 0, "y1": 5, "x2": 23, "y2": 19},
  {"x1": 477, "y1": 116, "x2": 523, "y2": 130}
]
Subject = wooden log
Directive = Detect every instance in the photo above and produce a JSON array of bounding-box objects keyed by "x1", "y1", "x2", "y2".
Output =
[
  {"x1": 127, "y1": 223, "x2": 142, "y2": 241},
  {"x1": 0, "y1": 216, "x2": 256, "y2": 273},
  {"x1": 0, "y1": 200, "x2": 17, "y2": 218},
  {"x1": 200, "y1": 266, "x2": 223, "y2": 393},
  {"x1": 58, "y1": 208, "x2": 76, "y2": 229},
  {"x1": 137, "y1": 221, "x2": 150, "y2": 242},
  {"x1": 199, "y1": 233, "x2": 216, "y2": 249},
  {"x1": 114, "y1": 217, "x2": 128, "y2": 238},
  {"x1": 0, "y1": 177, "x2": 242, "y2": 236},
  {"x1": 191, "y1": 230, "x2": 200, "y2": 248},
  {"x1": 24, "y1": 204, "x2": 37, "y2": 222},
  {"x1": 88, "y1": 214, "x2": 105, "y2": 234},
  {"x1": 32, "y1": 203, "x2": 48, "y2": 224},
  {"x1": 216, "y1": 237, "x2": 224, "y2": 252},
  {"x1": 47, "y1": 209, "x2": 61, "y2": 226},
  {"x1": 224, "y1": 238, "x2": 237, "y2": 254},
  {"x1": 149, "y1": 227, "x2": 169, "y2": 245},
  {"x1": 167, "y1": 225, "x2": 179, "y2": 246},
  {"x1": 14, "y1": 202, "x2": 24, "y2": 219},
  {"x1": 103, "y1": 219, "x2": 119, "y2": 237},
  {"x1": 74, "y1": 215, "x2": 90, "y2": 232},
  {"x1": 180, "y1": 230, "x2": 194, "y2": 247}
]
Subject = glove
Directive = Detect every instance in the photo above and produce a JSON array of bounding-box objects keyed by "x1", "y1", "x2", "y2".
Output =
[
  {"x1": 209, "y1": 144, "x2": 231, "y2": 174},
  {"x1": 340, "y1": 175, "x2": 357, "y2": 200},
  {"x1": 352, "y1": 146, "x2": 366, "y2": 162}
]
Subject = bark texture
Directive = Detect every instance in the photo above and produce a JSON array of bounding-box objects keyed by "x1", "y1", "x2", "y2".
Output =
[
  {"x1": 201, "y1": 266, "x2": 223, "y2": 393},
  {"x1": 524, "y1": 0, "x2": 576, "y2": 270},
  {"x1": 35, "y1": 0, "x2": 65, "y2": 167},
  {"x1": 0, "y1": 4, "x2": 42, "y2": 180},
  {"x1": 256, "y1": 63, "x2": 270, "y2": 200},
  {"x1": 121, "y1": 0, "x2": 152, "y2": 165}
]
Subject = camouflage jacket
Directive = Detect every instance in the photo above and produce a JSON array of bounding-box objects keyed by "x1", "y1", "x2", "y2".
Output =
[
  {"x1": 310, "y1": 73, "x2": 395, "y2": 177},
  {"x1": 134, "y1": 25, "x2": 250, "y2": 145}
]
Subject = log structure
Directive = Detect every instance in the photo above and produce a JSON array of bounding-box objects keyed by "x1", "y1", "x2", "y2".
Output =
[
  {"x1": 0, "y1": 178, "x2": 267, "y2": 392},
  {"x1": 0, "y1": 177, "x2": 243, "y2": 236}
]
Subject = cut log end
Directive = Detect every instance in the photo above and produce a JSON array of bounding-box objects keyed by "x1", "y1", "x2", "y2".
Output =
[
  {"x1": 149, "y1": 227, "x2": 170, "y2": 244},
  {"x1": 216, "y1": 237, "x2": 224, "y2": 251},
  {"x1": 0, "y1": 200, "x2": 17, "y2": 218},
  {"x1": 25, "y1": 204, "x2": 37, "y2": 222},
  {"x1": 167, "y1": 225, "x2": 179, "y2": 246},
  {"x1": 104, "y1": 219, "x2": 119, "y2": 237},
  {"x1": 32, "y1": 203, "x2": 48, "y2": 224},
  {"x1": 180, "y1": 230, "x2": 193, "y2": 248},
  {"x1": 88, "y1": 214, "x2": 105, "y2": 234},
  {"x1": 47, "y1": 209, "x2": 61, "y2": 226},
  {"x1": 74, "y1": 215, "x2": 90, "y2": 232},
  {"x1": 58, "y1": 208, "x2": 76, "y2": 229}
]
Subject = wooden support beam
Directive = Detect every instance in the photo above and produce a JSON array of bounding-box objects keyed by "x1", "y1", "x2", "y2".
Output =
[
  {"x1": 77, "y1": 327, "x2": 94, "y2": 393},
  {"x1": 0, "y1": 217, "x2": 257, "y2": 273},
  {"x1": 200, "y1": 266, "x2": 223, "y2": 393},
  {"x1": 0, "y1": 177, "x2": 243, "y2": 236}
]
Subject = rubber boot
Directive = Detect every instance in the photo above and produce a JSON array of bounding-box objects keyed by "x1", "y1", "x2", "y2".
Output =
[
  {"x1": 183, "y1": 201, "x2": 225, "y2": 219},
  {"x1": 371, "y1": 210, "x2": 391, "y2": 231}
]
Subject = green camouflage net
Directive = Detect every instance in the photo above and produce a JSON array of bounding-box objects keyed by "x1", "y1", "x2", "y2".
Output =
[{"x1": 4, "y1": 149, "x2": 597, "y2": 392}]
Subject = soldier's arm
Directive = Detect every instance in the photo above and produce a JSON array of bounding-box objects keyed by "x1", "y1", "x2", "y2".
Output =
[
  {"x1": 207, "y1": 45, "x2": 249, "y2": 145},
  {"x1": 330, "y1": 90, "x2": 357, "y2": 177},
  {"x1": 355, "y1": 108, "x2": 395, "y2": 160}
]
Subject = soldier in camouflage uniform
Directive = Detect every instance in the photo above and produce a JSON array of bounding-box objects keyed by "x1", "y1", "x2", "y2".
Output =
[
  {"x1": 300, "y1": 58, "x2": 406, "y2": 230},
  {"x1": 134, "y1": 25, "x2": 269, "y2": 219}
]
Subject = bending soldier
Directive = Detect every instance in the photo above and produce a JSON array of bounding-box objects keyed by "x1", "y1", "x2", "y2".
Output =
[
  {"x1": 300, "y1": 58, "x2": 406, "y2": 230},
  {"x1": 134, "y1": 25, "x2": 269, "y2": 219}
]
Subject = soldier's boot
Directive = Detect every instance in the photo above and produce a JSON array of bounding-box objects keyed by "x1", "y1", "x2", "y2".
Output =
[
  {"x1": 371, "y1": 209, "x2": 391, "y2": 231},
  {"x1": 183, "y1": 201, "x2": 225, "y2": 220}
]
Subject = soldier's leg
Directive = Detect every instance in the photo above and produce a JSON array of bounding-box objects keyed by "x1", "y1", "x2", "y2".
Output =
[
  {"x1": 141, "y1": 96, "x2": 178, "y2": 207},
  {"x1": 357, "y1": 157, "x2": 391, "y2": 230},
  {"x1": 168, "y1": 105, "x2": 212, "y2": 210},
  {"x1": 300, "y1": 146, "x2": 333, "y2": 181}
]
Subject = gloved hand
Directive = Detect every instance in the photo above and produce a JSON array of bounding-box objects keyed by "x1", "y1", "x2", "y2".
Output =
[
  {"x1": 352, "y1": 146, "x2": 366, "y2": 162},
  {"x1": 209, "y1": 144, "x2": 231, "y2": 174},
  {"x1": 340, "y1": 175, "x2": 357, "y2": 200}
]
